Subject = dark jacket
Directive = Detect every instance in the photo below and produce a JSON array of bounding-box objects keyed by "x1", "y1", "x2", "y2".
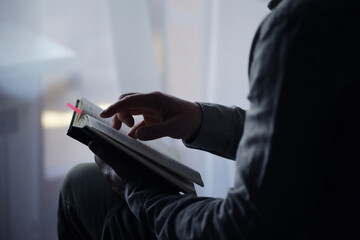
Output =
[{"x1": 125, "y1": 0, "x2": 360, "y2": 239}]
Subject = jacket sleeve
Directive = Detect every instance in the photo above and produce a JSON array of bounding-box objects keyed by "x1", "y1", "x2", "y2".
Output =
[
  {"x1": 183, "y1": 103, "x2": 246, "y2": 160},
  {"x1": 125, "y1": 1, "x2": 340, "y2": 239}
]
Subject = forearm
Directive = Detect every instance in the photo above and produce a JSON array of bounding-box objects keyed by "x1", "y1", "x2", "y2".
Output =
[
  {"x1": 125, "y1": 176, "x2": 260, "y2": 240},
  {"x1": 183, "y1": 103, "x2": 246, "y2": 160}
]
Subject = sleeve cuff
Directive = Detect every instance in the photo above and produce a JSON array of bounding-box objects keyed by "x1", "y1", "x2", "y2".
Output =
[{"x1": 183, "y1": 102, "x2": 245, "y2": 159}]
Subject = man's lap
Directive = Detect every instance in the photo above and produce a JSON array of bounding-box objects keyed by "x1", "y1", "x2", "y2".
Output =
[{"x1": 57, "y1": 162, "x2": 156, "y2": 240}]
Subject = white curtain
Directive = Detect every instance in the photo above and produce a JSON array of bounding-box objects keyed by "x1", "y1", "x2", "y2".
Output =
[
  {"x1": 203, "y1": 0, "x2": 269, "y2": 197},
  {"x1": 0, "y1": 0, "x2": 269, "y2": 238},
  {"x1": 110, "y1": 0, "x2": 269, "y2": 197}
]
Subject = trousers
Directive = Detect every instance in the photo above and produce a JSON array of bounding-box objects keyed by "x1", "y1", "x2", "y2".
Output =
[{"x1": 57, "y1": 163, "x2": 157, "y2": 240}]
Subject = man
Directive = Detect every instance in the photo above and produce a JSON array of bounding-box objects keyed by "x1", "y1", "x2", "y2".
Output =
[{"x1": 58, "y1": 0, "x2": 360, "y2": 239}]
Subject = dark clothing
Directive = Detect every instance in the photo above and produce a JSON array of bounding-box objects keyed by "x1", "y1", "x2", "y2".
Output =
[
  {"x1": 58, "y1": 163, "x2": 156, "y2": 240},
  {"x1": 125, "y1": 0, "x2": 360, "y2": 239},
  {"x1": 59, "y1": 0, "x2": 360, "y2": 239}
]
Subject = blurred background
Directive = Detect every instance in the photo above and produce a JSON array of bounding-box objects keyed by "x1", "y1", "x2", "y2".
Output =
[{"x1": 0, "y1": 0, "x2": 269, "y2": 239}]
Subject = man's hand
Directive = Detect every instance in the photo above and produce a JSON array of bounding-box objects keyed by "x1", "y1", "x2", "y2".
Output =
[
  {"x1": 90, "y1": 92, "x2": 198, "y2": 196},
  {"x1": 89, "y1": 140, "x2": 180, "y2": 197},
  {"x1": 89, "y1": 141, "x2": 135, "y2": 197},
  {"x1": 100, "y1": 92, "x2": 202, "y2": 141}
]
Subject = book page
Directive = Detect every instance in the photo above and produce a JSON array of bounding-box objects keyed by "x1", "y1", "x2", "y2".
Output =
[
  {"x1": 72, "y1": 97, "x2": 196, "y2": 182},
  {"x1": 80, "y1": 97, "x2": 135, "y2": 136},
  {"x1": 80, "y1": 115, "x2": 203, "y2": 186},
  {"x1": 139, "y1": 139, "x2": 181, "y2": 162},
  {"x1": 80, "y1": 98, "x2": 114, "y2": 128},
  {"x1": 80, "y1": 98, "x2": 181, "y2": 161},
  {"x1": 88, "y1": 127, "x2": 197, "y2": 195}
]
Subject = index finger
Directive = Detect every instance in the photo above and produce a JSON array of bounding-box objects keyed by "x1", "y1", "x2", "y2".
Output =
[{"x1": 100, "y1": 92, "x2": 159, "y2": 118}]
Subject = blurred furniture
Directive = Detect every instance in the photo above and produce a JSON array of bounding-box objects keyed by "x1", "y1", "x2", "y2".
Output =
[{"x1": 0, "y1": 23, "x2": 75, "y2": 240}]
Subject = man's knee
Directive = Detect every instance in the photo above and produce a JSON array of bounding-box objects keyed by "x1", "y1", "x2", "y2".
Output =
[
  {"x1": 60, "y1": 163, "x2": 104, "y2": 201},
  {"x1": 58, "y1": 163, "x2": 116, "y2": 239},
  {"x1": 60, "y1": 162, "x2": 120, "y2": 210}
]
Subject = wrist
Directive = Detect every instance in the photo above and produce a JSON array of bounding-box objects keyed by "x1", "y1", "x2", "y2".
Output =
[{"x1": 183, "y1": 102, "x2": 203, "y2": 142}]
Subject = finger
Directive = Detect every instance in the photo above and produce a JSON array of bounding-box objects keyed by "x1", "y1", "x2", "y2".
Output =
[
  {"x1": 116, "y1": 112, "x2": 135, "y2": 127},
  {"x1": 94, "y1": 155, "x2": 116, "y2": 181},
  {"x1": 112, "y1": 115, "x2": 122, "y2": 130},
  {"x1": 89, "y1": 142, "x2": 111, "y2": 171},
  {"x1": 128, "y1": 120, "x2": 146, "y2": 138},
  {"x1": 100, "y1": 93, "x2": 138, "y2": 124},
  {"x1": 94, "y1": 155, "x2": 124, "y2": 192},
  {"x1": 117, "y1": 93, "x2": 140, "y2": 127},
  {"x1": 135, "y1": 119, "x2": 176, "y2": 141},
  {"x1": 89, "y1": 141, "x2": 135, "y2": 180},
  {"x1": 89, "y1": 141, "x2": 115, "y2": 164},
  {"x1": 100, "y1": 92, "x2": 161, "y2": 118},
  {"x1": 88, "y1": 140, "x2": 102, "y2": 155},
  {"x1": 94, "y1": 155, "x2": 108, "y2": 172},
  {"x1": 118, "y1": 92, "x2": 138, "y2": 100}
]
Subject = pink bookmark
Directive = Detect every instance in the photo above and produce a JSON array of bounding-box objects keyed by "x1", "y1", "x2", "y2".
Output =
[{"x1": 67, "y1": 102, "x2": 82, "y2": 115}]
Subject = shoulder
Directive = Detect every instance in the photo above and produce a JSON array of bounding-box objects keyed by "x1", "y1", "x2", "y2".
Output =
[
  {"x1": 250, "y1": 0, "x2": 358, "y2": 72},
  {"x1": 248, "y1": 0, "x2": 358, "y2": 104}
]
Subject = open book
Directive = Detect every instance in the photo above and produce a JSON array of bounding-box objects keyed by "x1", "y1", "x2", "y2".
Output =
[{"x1": 66, "y1": 97, "x2": 204, "y2": 195}]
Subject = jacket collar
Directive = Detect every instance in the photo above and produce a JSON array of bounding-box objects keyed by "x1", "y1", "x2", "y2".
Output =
[{"x1": 268, "y1": 0, "x2": 283, "y2": 10}]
